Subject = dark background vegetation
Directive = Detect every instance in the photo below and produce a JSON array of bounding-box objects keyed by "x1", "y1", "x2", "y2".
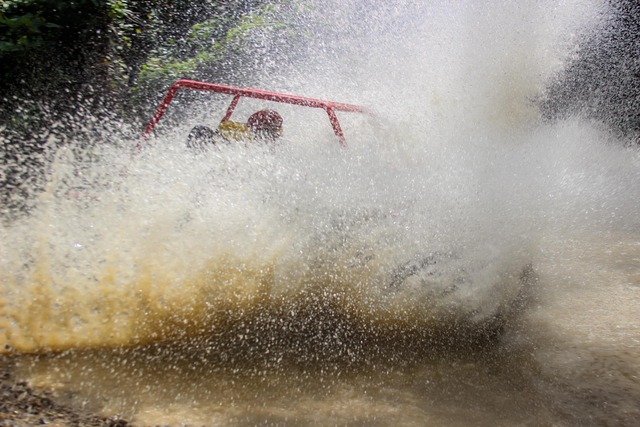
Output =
[
  {"x1": 2, "y1": 0, "x2": 638, "y2": 134},
  {"x1": 540, "y1": 0, "x2": 640, "y2": 140},
  {"x1": 0, "y1": 0, "x2": 299, "y2": 125},
  {"x1": 1, "y1": 0, "x2": 638, "y2": 138}
]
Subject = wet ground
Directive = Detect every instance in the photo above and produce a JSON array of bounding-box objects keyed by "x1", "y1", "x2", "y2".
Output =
[
  {"x1": 0, "y1": 355, "x2": 129, "y2": 426},
  {"x1": 3, "y1": 234, "x2": 639, "y2": 427}
]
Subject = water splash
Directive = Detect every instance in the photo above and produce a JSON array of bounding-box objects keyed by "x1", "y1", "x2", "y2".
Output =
[{"x1": 1, "y1": 0, "x2": 638, "y2": 355}]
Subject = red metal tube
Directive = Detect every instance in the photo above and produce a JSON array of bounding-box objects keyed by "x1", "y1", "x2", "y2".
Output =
[{"x1": 142, "y1": 79, "x2": 368, "y2": 145}]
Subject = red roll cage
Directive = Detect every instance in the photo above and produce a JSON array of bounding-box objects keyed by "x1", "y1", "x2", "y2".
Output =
[{"x1": 142, "y1": 79, "x2": 368, "y2": 146}]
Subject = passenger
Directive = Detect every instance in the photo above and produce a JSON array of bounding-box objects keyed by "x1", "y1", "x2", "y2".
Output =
[{"x1": 247, "y1": 109, "x2": 283, "y2": 142}]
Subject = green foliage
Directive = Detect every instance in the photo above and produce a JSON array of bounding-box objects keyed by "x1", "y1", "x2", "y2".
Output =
[
  {"x1": 0, "y1": 0, "x2": 113, "y2": 57},
  {"x1": 1, "y1": 0, "x2": 304, "y2": 123},
  {"x1": 130, "y1": 1, "x2": 299, "y2": 110},
  {"x1": 0, "y1": 11, "x2": 57, "y2": 54}
]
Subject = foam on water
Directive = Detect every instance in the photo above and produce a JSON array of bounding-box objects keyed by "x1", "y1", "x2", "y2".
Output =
[{"x1": 1, "y1": 0, "x2": 638, "y2": 354}]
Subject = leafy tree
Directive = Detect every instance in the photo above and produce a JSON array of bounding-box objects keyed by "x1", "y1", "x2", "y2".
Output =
[
  {"x1": 540, "y1": 0, "x2": 640, "y2": 140},
  {"x1": 131, "y1": 2, "x2": 303, "y2": 111},
  {"x1": 0, "y1": 0, "x2": 301, "y2": 121}
]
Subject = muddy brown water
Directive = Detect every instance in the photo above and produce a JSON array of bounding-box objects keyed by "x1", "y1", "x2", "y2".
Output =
[{"x1": 8, "y1": 234, "x2": 640, "y2": 426}]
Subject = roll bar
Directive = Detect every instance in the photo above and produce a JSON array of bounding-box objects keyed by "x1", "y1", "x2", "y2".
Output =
[{"x1": 142, "y1": 79, "x2": 368, "y2": 146}]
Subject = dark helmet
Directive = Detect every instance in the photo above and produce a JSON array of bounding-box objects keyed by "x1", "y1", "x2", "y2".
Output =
[
  {"x1": 247, "y1": 109, "x2": 283, "y2": 140},
  {"x1": 186, "y1": 125, "x2": 216, "y2": 151}
]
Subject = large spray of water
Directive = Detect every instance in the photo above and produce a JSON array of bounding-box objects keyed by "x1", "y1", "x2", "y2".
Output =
[{"x1": 1, "y1": 0, "x2": 638, "y2": 355}]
